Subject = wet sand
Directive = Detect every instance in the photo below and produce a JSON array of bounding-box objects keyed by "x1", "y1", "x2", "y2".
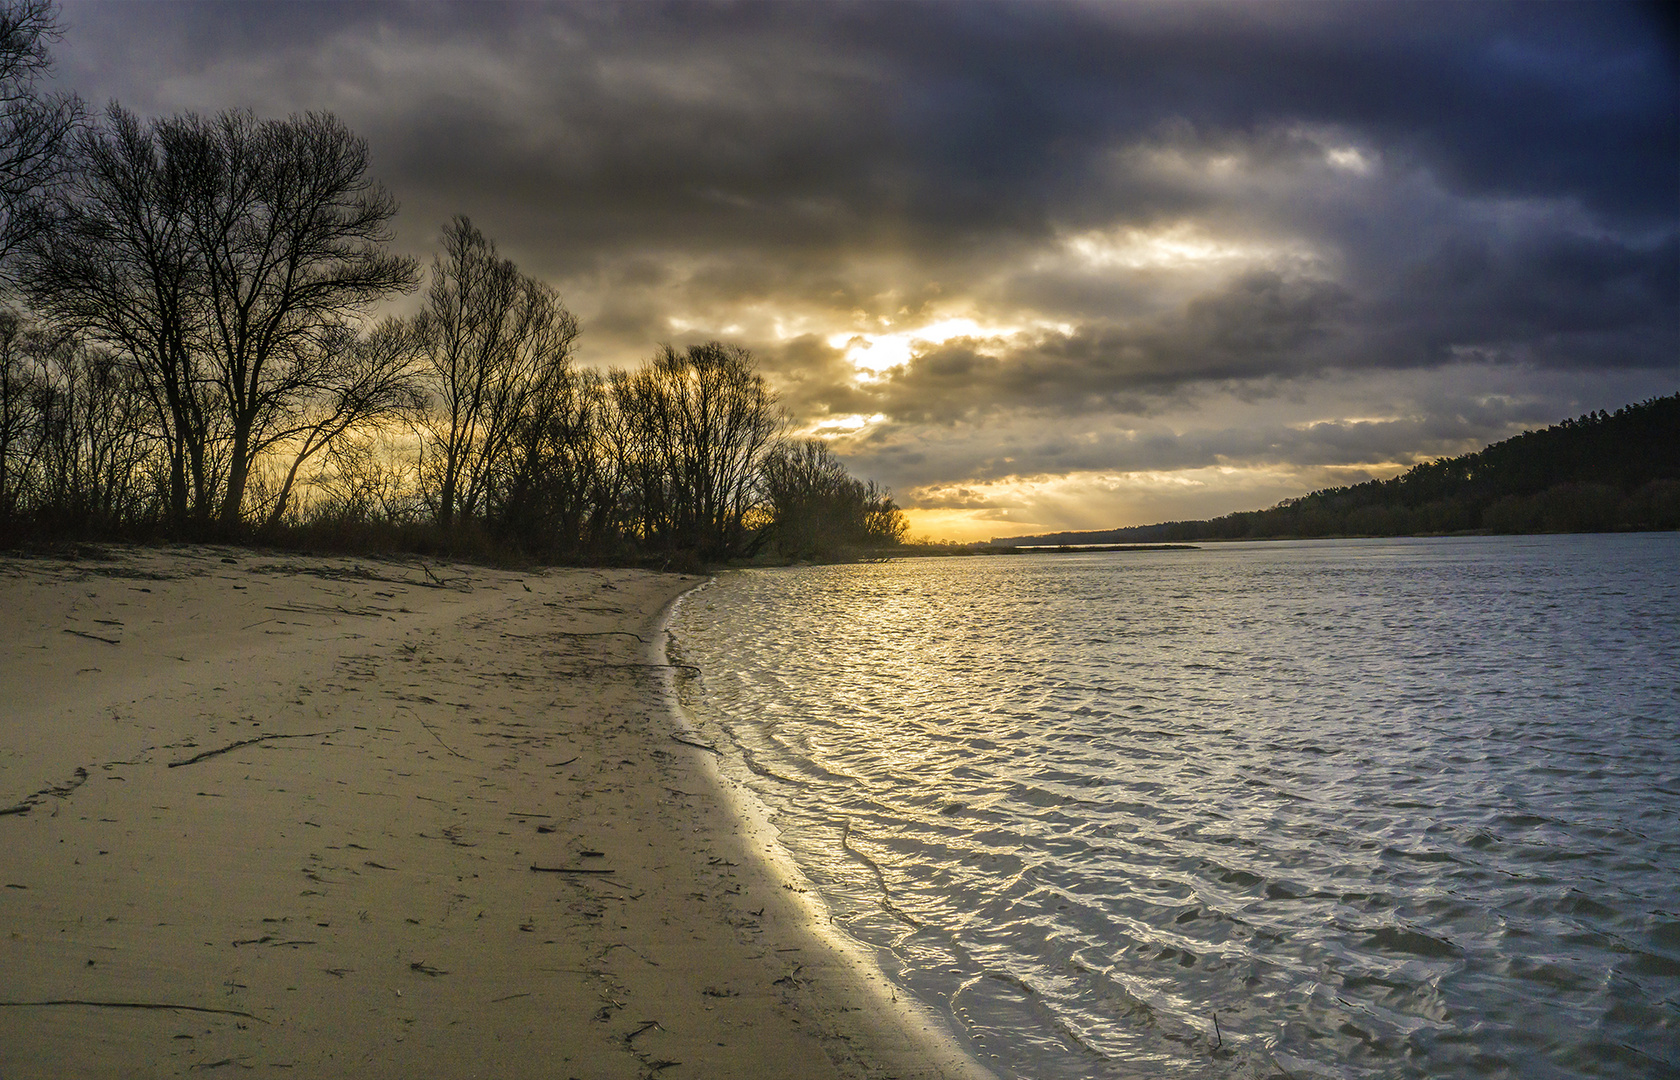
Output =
[{"x1": 0, "y1": 546, "x2": 993, "y2": 1080}]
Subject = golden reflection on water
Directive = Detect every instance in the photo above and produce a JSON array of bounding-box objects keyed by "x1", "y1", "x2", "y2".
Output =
[{"x1": 674, "y1": 536, "x2": 1680, "y2": 1080}]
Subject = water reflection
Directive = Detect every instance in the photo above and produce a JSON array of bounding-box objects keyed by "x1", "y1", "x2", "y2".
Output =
[{"x1": 672, "y1": 535, "x2": 1680, "y2": 1080}]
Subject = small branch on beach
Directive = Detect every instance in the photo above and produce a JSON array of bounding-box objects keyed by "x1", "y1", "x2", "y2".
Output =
[
  {"x1": 167, "y1": 730, "x2": 342, "y2": 768},
  {"x1": 264, "y1": 603, "x2": 394, "y2": 618},
  {"x1": 413, "y1": 714, "x2": 469, "y2": 760},
  {"x1": 556, "y1": 662, "x2": 701, "y2": 678},
  {"x1": 670, "y1": 735, "x2": 720, "y2": 755},
  {"x1": 0, "y1": 999, "x2": 267, "y2": 1023},
  {"x1": 530, "y1": 865, "x2": 615, "y2": 874},
  {"x1": 1213, "y1": 1011, "x2": 1222, "y2": 1050},
  {"x1": 63, "y1": 628, "x2": 120, "y2": 645},
  {"x1": 0, "y1": 766, "x2": 91, "y2": 817},
  {"x1": 409, "y1": 961, "x2": 449, "y2": 977},
  {"x1": 413, "y1": 562, "x2": 471, "y2": 591}
]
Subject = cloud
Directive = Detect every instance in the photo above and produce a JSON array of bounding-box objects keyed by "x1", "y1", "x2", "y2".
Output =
[{"x1": 47, "y1": 0, "x2": 1680, "y2": 536}]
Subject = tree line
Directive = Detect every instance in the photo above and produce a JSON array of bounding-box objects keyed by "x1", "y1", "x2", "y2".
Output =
[
  {"x1": 996, "y1": 394, "x2": 1680, "y2": 546},
  {"x1": 0, "y1": 3, "x2": 904, "y2": 564}
]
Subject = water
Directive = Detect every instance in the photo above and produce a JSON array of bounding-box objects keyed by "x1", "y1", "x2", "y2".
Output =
[{"x1": 667, "y1": 535, "x2": 1680, "y2": 1080}]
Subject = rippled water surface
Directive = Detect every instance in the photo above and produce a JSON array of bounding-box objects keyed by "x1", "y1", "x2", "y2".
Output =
[{"x1": 669, "y1": 535, "x2": 1680, "y2": 1079}]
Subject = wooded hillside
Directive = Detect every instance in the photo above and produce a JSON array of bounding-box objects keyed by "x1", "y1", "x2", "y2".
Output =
[{"x1": 995, "y1": 394, "x2": 1680, "y2": 544}]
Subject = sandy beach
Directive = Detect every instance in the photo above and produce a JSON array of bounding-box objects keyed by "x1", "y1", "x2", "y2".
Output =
[{"x1": 0, "y1": 546, "x2": 993, "y2": 1080}]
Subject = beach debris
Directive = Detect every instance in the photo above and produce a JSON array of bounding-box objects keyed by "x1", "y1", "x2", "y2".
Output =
[
  {"x1": 530, "y1": 865, "x2": 614, "y2": 874},
  {"x1": 231, "y1": 936, "x2": 316, "y2": 949},
  {"x1": 167, "y1": 730, "x2": 342, "y2": 768},
  {"x1": 62, "y1": 628, "x2": 120, "y2": 645},
  {"x1": 549, "y1": 630, "x2": 647, "y2": 643},
  {"x1": 409, "y1": 961, "x2": 448, "y2": 977},
  {"x1": 1, "y1": 766, "x2": 90, "y2": 816},
  {"x1": 0, "y1": 1000, "x2": 266, "y2": 1023},
  {"x1": 403, "y1": 709, "x2": 469, "y2": 760},
  {"x1": 671, "y1": 735, "x2": 720, "y2": 755},
  {"x1": 1213, "y1": 1011, "x2": 1222, "y2": 1050}
]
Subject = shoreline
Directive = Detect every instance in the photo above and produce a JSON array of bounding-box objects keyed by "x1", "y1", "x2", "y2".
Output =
[{"x1": 0, "y1": 545, "x2": 995, "y2": 1079}]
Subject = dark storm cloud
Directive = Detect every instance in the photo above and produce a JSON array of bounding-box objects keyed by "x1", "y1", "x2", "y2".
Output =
[
  {"x1": 775, "y1": 271, "x2": 1354, "y2": 425},
  {"x1": 60, "y1": 2, "x2": 1677, "y2": 243},
  {"x1": 46, "y1": 0, "x2": 1680, "y2": 528}
]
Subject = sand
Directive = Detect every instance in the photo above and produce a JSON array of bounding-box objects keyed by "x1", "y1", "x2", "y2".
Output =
[{"x1": 0, "y1": 546, "x2": 994, "y2": 1080}]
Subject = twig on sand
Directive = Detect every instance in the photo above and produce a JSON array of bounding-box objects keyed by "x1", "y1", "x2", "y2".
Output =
[
  {"x1": 558, "y1": 662, "x2": 700, "y2": 678},
  {"x1": 0, "y1": 767, "x2": 91, "y2": 816},
  {"x1": 530, "y1": 865, "x2": 614, "y2": 874},
  {"x1": 409, "y1": 961, "x2": 448, "y2": 977},
  {"x1": 168, "y1": 730, "x2": 342, "y2": 768},
  {"x1": 1213, "y1": 1011, "x2": 1222, "y2": 1050},
  {"x1": 0, "y1": 999, "x2": 266, "y2": 1023},
  {"x1": 413, "y1": 714, "x2": 469, "y2": 760},
  {"x1": 63, "y1": 628, "x2": 120, "y2": 645},
  {"x1": 671, "y1": 735, "x2": 720, "y2": 755}
]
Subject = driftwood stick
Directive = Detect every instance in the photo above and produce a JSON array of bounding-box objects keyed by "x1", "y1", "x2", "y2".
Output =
[
  {"x1": 671, "y1": 735, "x2": 720, "y2": 755},
  {"x1": 168, "y1": 730, "x2": 342, "y2": 768},
  {"x1": 412, "y1": 714, "x2": 468, "y2": 760},
  {"x1": 0, "y1": 999, "x2": 266, "y2": 1022},
  {"x1": 530, "y1": 865, "x2": 614, "y2": 874},
  {"x1": 63, "y1": 628, "x2": 120, "y2": 645}
]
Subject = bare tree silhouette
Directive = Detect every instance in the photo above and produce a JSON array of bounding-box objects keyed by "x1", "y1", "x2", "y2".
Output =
[
  {"x1": 415, "y1": 216, "x2": 579, "y2": 535},
  {"x1": 0, "y1": 0, "x2": 80, "y2": 280},
  {"x1": 23, "y1": 105, "x2": 418, "y2": 534}
]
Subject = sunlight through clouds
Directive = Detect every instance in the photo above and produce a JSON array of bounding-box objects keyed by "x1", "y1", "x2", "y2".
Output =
[
  {"x1": 54, "y1": 0, "x2": 1674, "y2": 539},
  {"x1": 1054, "y1": 221, "x2": 1325, "y2": 275},
  {"x1": 827, "y1": 317, "x2": 1031, "y2": 378}
]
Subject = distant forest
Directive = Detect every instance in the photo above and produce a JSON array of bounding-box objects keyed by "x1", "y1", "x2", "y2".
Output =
[
  {"x1": 0, "y1": 3, "x2": 904, "y2": 566},
  {"x1": 996, "y1": 393, "x2": 1680, "y2": 545}
]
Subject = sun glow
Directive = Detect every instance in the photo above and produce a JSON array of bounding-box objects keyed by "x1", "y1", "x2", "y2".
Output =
[
  {"x1": 806, "y1": 412, "x2": 886, "y2": 436},
  {"x1": 827, "y1": 317, "x2": 1022, "y2": 378},
  {"x1": 1059, "y1": 221, "x2": 1318, "y2": 272}
]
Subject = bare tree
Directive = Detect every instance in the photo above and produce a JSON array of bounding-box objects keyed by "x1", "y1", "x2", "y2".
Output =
[
  {"x1": 611, "y1": 341, "x2": 780, "y2": 560},
  {"x1": 0, "y1": 305, "x2": 43, "y2": 523},
  {"x1": 416, "y1": 216, "x2": 579, "y2": 535},
  {"x1": 762, "y1": 437, "x2": 907, "y2": 558},
  {"x1": 181, "y1": 110, "x2": 418, "y2": 529},
  {"x1": 0, "y1": 0, "x2": 81, "y2": 279},
  {"x1": 27, "y1": 331, "x2": 154, "y2": 532},
  {"x1": 25, "y1": 105, "x2": 219, "y2": 531},
  {"x1": 23, "y1": 105, "x2": 417, "y2": 535},
  {"x1": 493, "y1": 365, "x2": 622, "y2": 558},
  {"x1": 256, "y1": 317, "x2": 426, "y2": 533}
]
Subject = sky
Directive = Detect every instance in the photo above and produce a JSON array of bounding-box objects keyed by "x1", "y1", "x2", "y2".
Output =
[{"x1": 48, "y1": 0, "x2": 1679, "y2": 541}]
